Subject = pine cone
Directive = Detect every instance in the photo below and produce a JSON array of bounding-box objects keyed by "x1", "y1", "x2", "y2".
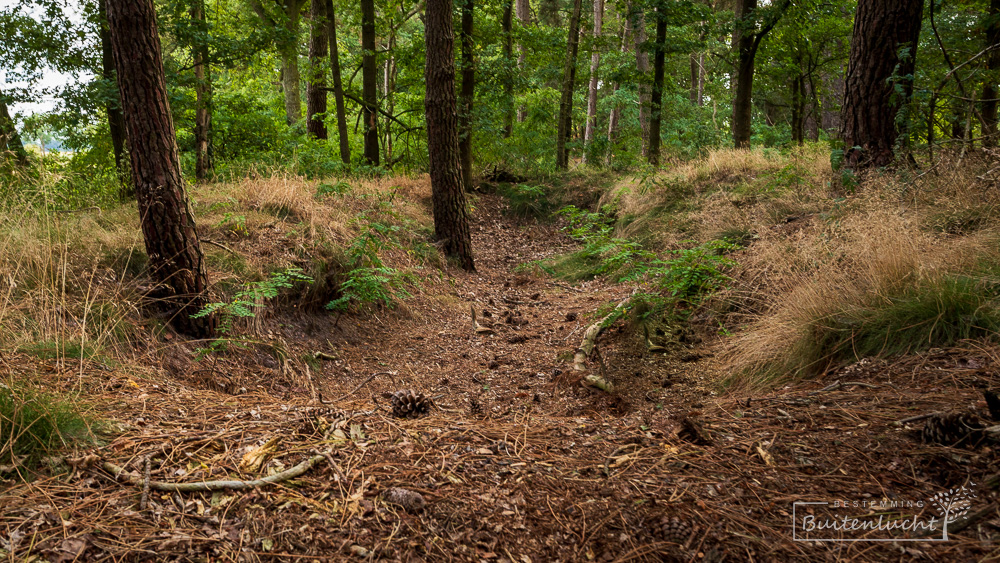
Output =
[
  {"x1": 390, "y1": 389, "x2": 430, "y2": 419},
  {"x1": 922, "y1": 412, "x2": 985, "y2": 448},
  {"x1": 658, "y1": 516, "x2": 693, "y2": 545}
]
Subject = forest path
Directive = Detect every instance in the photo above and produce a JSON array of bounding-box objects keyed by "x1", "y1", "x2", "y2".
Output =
[{"x1": 2, "y1": 193, "x2": 998, "y2": 562}]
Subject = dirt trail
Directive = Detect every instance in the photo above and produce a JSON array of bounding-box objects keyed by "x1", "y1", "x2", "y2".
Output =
[{"x1": 2, "y1": 194, "x2": 999, "y2": 562}]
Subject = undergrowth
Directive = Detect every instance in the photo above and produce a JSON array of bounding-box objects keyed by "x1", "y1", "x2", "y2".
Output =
[{"x1": 0, "y1": 380, "x2": 93, "y2": 473}]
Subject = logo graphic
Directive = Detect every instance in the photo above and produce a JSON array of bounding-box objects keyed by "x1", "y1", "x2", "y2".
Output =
[{"x1": 792, "y1": 484, "x2": 976, "y2": 542}]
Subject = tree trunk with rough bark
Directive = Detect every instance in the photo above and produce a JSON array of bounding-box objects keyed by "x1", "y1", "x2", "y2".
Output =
[
  {"x1": 280, "y1": 0, "x2": 303, "y2": 124},
  {"x1": 192, "y1": 0, "x2": 213, "y2": 181},
  {"x1": 326, "y1": 1, "x2": 350, "y2": 163},
  {"x1": 306, "y1": 0, "x2": 328, "y2": 139},
  {"x1": 0, "y1": 94, "x2": 28, "y2": 166},
  {"x1": 99, "y1": 0, "x2": 128, "y2": 191},
  {"x1": 982, "y1": 0, "x2": 1000, "y2": 147},
  {"x1": 556, "y1": 0, "x2": 584, "y2": 169},
  {"x1": 633, "y1": 9, "x2": 650, "y2": 156},
  {"x1": 583, "y1": 0, "x2": 604, "y2": 163},
  {"x1": 105, "y1": 0, "x2": 215, "y2": 338},
  {"x1": 361, "y1": 0, "x2": 379, "y2": 165},
  {"x1": 790, "y1": 75, "x2": 804, "y2": 145},
  {"x1": 425, "y1": 0, "x2": 475, "y2": 271},
  {"x1": 732, "y1": 0, "x2": 789, "y2": 148},
  {"x1": 840, "y1": 0, "x2": 924, "y2": 169},
  {"x1": 648, "y1": 10, "x2": 667, "y2": 166},
  {"x1": 458, "y1": 0, "x2": 475, "y2": 189}
]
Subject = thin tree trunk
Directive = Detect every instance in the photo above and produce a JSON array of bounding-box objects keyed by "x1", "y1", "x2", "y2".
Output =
[
  {"x1": 982, "y1": 0, "x2": 1000, "y2": 147},
  {"x1": 98, "y1": 0, "x2": 128, "y2": 191},
  {"x1": 583, "y1": 0, "x2": 604, "y2": 163},
  {"x1": 105, "y1": 0, "x2": 215, "y2": 338},
  {"x1": 192, "y1": 0, "x2": 214, "y2": 181},
  {"x1": 732, "y1": 0, "x2": 790, "y2": 148},
  {"x1": 648, "y1": 10, "x2": 667, "y2": 166},
  {"x1": 0, "y1": 94, "x2": 28, "y2": 166},
  {"x1": 361, "y1": 0, "x2": 379, "y2": 165},
  {"x1": 790, "y1": 75, "x2": 804, "y2": 145},
  {"x1": 383, "y1": 40, "x2": 396, "y2": 166},
  {"x1": 502, "y1": 0, "x2": 514, "y2": 138},
  {"x1": 280, "y1": 0, "x2": 303, "y2": 124},
  {"x1": 326, "y1": 1, "x2": 350, "y2": 163},
  {"x1": 458, "y1": 0, "x2": 475, "y2": 189},
  {"x1": 633, "y1": 9, "x2": 650, "y2": 156},
  {"x1": 306, "y1": 0, "x2": 328, "y2": 139},
  {"x1": 556, "y1": 0, "x2": 584, "y2": 169},
  {"x1": 690, "y1": 52, "x2": 704, "y2": 105},
  {"x1": 606, "y1": 7, "x2": 629, "y2": 163},
  {"x1": 840, "y1": 0, "x2": 924, "y2": 170},
  {"x1": 515, "y1": 0, "x2": 530, "y2": 122},
  {"x1": 425, "y1": 0, "x2": 475, "y2": 271}
]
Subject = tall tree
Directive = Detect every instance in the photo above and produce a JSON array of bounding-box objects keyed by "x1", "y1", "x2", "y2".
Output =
[
  {"x1": 648, "y1": 6, "x2": 667, "y2": 166},
  {"x1": 425, "y1": 0, "x2": 475, "y2": 271},
  {"x1": 983, "y1": 0, "x2": 1000, "y2": 148},
  {"x1": 191, "y1": 0, "x2": 213, "y2": 181},
  {"x1": 98, "y1": 0, "x2": 128, "y2": 190},
  {"x1": 105, "y1": 0, "x2": 215, "y2": 338},
  {"x1": 731, "y1": 0, "x2": 790, "y2": 148},
  {"x1": 326, "y1": 0, "x2": 350, "y2": 163},
  {"x1": 306, "y1": 0, "x2": 328, "y2": 139},
  {"x1": 555, "y1": 0, "x2": 584, "y2": 169},
  {"x1": 458, "y1": 0, "x2": 475, "y2": 189},
  {"x1": 632, "y1": 9, "x2": 651, "y2": 156},
  {"x1": 583, "y1": 0, "x2": 604, "y2": 163},
  {"x1": 515, "y1": 0, "x2": 531, "y2": 123},
  {"x1": 502, "y1": 0, "x2": 514, "y2": 137},
  {"x1": 840, "y1": 0, "x2": 924, "y2": 170},
  {"x1": 251, "y1": 0, "x2": 306, "y2": 124},
  {"x1": 361, "y1": 0, "x2": 380, "y2": 165}
]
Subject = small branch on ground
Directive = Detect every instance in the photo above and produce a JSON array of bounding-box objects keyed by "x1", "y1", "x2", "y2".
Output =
[{"x1": 100, "y1": 455, "x2": 326, "y2": 493}]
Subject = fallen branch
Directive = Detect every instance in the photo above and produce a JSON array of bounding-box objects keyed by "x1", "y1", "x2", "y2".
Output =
[
  {"x1": 894, "y1": 412, "x2": 941, "y2": 426},
  {"x1": 202, "y1": 239, "x2": 238, "y2": 255},
  {"x1": 574, "y1": 294, "x2": 631, "y2": 371},
  {"x1": 808, "y1": 380, "x2": 878, "y2": 395},
  {"x1": 101, "y1": 455, "x2": 326, "y2": 493}
]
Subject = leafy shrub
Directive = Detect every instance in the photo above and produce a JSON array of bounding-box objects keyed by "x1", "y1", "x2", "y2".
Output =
[{"x1": 498, "y1": 183, "x2": 551, "y2": 219}]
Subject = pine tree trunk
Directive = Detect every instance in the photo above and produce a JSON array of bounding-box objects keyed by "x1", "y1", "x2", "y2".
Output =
[
  {"x1": 515, "y1": 0, "x2": 530, "y2": 122},
  {"x1": 279, "y1": 0, "x2": 303, "y2": 124},
  {"x1": 647, "y1": 10, "x2": 667, "y2": 166},
  {"x1": 731, "y1": 0, "x2": 757, "y2": 149},
  {"x1": 633, "y1": 10, "x2": 650, "y2": 156},
  {"x1": 556, "y1": 0, "x2": 584, "y2": 169},
  {"x1": 306, "y1": 0, "x2": 328, "y2": 139},
  {"x1": 105, "y1": 0, "x2": 215, "y2": 338},
  {"x1": 98, "y1": 0, "x2": 128, "y2": 192},
  {"x1": 840, "y1": 0, "x2": 924, "y2": 169},
  {"x1": 458, "y1": 0, "x2": 475, "y2": 189},
  {"x1": 192, "y1": 0, "x2": 214, "y2": 181},
  {"x1": 361, "y1": 0, "x2": 380, "y2": 165},
  {"x1": 0, "y1": 93, "x2": 28, "y2": 166},
  {"x1": 982, "y1": 0, "x2": 1000, "y2": 148},
  {"x1": 326, "y1": 1, "x2": 350, "y2": 164},
  {"x1": 425, "y1": 0, "x2": 475, "y2": 271},
  {"x1": 583, "y1": 0, "x2": 604, "y2": 163},
  {"x1": 502, "y1": 0, "x2": 514, "y2": 138}
]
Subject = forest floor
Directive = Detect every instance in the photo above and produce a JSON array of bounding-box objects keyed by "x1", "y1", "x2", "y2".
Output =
[{"x1": 2, "y1": 183, "x2": 1000, "y2": 562}]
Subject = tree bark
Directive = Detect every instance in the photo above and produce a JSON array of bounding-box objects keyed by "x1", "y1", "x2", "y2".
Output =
[
  {"x1": 361, "y1": 0, "x2": 380, "y2": 165},
  {"x1": 583, "y1": 0, "x2": 604, "y2": 163},
  {"x1": 515, "y1": 0, "x2": 530, "y2": 123},
  {"x1": 632, "y1": 9, "x2": 650, "y2": 156},
  {"x1": 98, "y1": 0, "x2": 128, "y2": 191},
  {"x1": 732, "y1": 0, "x2": 790, "y2": 149},
  {"x1": 982, "y1": 0, "x2": 1000, "y2": 148},
  {"x1": 306, "y1": 0, "x2": 328, "y2": 139},
  {"x1": 502, "y1": 0, "x2": 514, "y2": 137},
  {"x1": 326, "y1": 1, "x2": 350, "y2": 163},
  {"x1": 648, "y1": 9, "x2": 667, "y2": 166},
  {"x1": 192, "y1": 0, "x2": 213, "y2": 181},
  {"x1": 556, "y1": 0, "x2": 584, "y2": 169},
  {"x1": 689, "y1": 52, "x2": 704, "y2": 105},
  {"x1": 790, "y1": 75, "x2": 804, "y2": 145},
  {"x1": 105, "y1": 0, "x2": 215, "y2": 338},
  {"x1": 0, "y1": 93, "x2": 28, "y2": 166},
  {"x1": 425, "y1": 0, "x2": 475, "y2": 271},
  {"x1": 840, "y1": 0, "x2": 924, "y2": 170},
  {"x1": 280, "y1": 0, "x2": 303, "y2": 124},
  {"x1": 458, "y1": 0, "x2": 475, "y2": 189}
]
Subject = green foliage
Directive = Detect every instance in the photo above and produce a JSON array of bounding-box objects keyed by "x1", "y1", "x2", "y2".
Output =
[
  {"x1": 498, "y1": 183, "x2": 551, "y2": 219},
  {"x1": 216, "y1": 212, "x2": 248, "y2": 236},
  {"x1": 326, "y1": 194, "x2": 414, "y2": 313},
  {"x1": 0, "y1": 380, "x2": 93, "y2": 470},
  {"x1": 316, "y1": 180, "x2": 352, "y2": 199},
  {"x1": 193, "y1": 267, "x2": 312, "y2": 355}
]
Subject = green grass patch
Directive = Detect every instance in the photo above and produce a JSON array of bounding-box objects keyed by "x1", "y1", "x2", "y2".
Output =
[
  {"x1": 1, "y1": 381, "x2": 94, "y2": 471},
  {"x1": 18, "y1": 340, "x2": 96, "y2": 360}
]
